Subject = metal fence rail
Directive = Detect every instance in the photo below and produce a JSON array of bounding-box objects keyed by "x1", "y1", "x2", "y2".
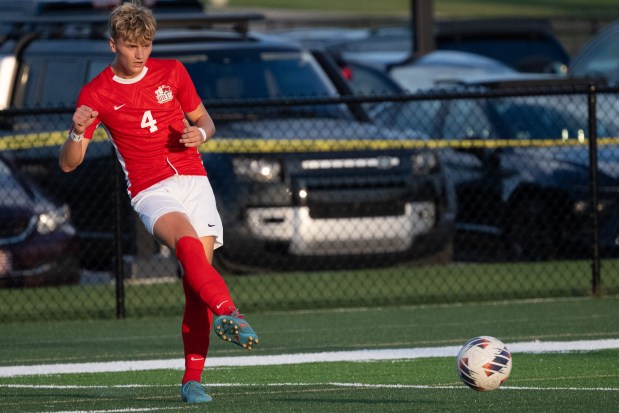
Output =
[{"x1": 1, "y1": 85, "x2": 618, "y2": 322}]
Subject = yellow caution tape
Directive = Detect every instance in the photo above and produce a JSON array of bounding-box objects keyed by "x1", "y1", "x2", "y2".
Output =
[{"x1": 1, "y1": 130, "x2": 618, "y2": 153}]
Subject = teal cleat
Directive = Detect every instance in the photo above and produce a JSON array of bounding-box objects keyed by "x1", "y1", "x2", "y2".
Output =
[
  {"x1": 180, "y1": 380, "x2": 212, "y2": 403},
  {"x1": 213, "y1": 308, "x2": 260, "y2": 351}
]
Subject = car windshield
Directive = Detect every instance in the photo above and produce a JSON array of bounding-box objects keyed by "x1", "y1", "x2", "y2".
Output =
[
  {"x1": 370, "y1": 95, "x2": 612, "y2": 142},
  {"x1": 570, "y1": 30, "x2": 619, "y2": 84},
  {"x1": 0, "y1": 159, "x2": 9, "y2": 176},
  {"x1": 174, "y1": 49, "x2": 351, "y2": 119}
]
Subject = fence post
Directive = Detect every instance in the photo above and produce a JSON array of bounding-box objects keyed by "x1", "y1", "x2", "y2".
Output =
[
  {"x1": 113, "y1": 153, "x2": 126, "y2": 318},
  {"x1": 587, "y1": 84, "x2": 601, "y2": 296},
  {"x1": 410, "y1": 0, "x2": 435, "y2": 57}
]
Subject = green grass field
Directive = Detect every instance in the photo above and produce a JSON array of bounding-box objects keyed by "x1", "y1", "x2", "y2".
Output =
[
  {"x1": 2, "y1": 296, "x2": 618, "y2": 412},
  {"x1": 3, "y1": 258, "x2": 618, "y2": 322}
]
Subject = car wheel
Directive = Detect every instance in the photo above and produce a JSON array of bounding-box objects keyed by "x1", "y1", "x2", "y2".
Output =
[
  {"x1": 414, "y1": 241, "x2": 454, "y2": 266},
  {"x1": 505, "y1": 197, "x2": 559, "y2": 261},
  {"x1": 213, "y1": 253, "x2": 259, "y2": 276}
]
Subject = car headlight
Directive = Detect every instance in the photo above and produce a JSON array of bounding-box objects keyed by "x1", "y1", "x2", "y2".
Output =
[
  {"x1": 0, "y1": 55, "x2": 17, "y2": 110},
  {"x1": 573, "y1": 199, "x2": 610, "y2": 215},
  {"x1": 37, "y1": 205, "x2": 70, "y2": 235},
  {"x1": 233, "y1": 158, "x2": 281, "y2": 182},
  {"x1": 411, "y1": 151, "x2": 438, "y2": 175}
]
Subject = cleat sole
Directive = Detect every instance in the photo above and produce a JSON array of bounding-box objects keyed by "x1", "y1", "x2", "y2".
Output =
[{"x1": 213, "y1": 312, "x2": 260, "y2": 351}]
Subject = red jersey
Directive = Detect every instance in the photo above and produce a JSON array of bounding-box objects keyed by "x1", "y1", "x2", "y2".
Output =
[{"x1": 77, "y1": 58, "x2": 205, "y2": 198}]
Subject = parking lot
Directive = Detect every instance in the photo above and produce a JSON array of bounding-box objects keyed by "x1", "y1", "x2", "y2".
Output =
[{"x1": 0, "y1": 0, "x2": 618, "y2": 322}]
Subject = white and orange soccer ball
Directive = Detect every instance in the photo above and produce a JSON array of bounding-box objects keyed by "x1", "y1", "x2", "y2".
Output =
[{"x1": 456, "y1": 336, "x2": 512, "y2": 391}]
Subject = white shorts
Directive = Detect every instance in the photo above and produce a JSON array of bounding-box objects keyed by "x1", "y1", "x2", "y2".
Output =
[{"x1": 130, "y1": 175, "x2": 223, "y2": 249}]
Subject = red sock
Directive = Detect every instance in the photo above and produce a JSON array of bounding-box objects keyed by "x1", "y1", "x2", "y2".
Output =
[
  {"x1": 181, "y1": 277, "x2": 211, "y2": 384},
  {"x1": 175, "y1": 236, "x2": 234, "y2": 316}
]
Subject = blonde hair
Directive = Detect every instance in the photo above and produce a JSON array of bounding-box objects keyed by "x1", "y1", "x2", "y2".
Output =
[{"x1": 108, "y1": 1, "x2": 157, "y2": 43}]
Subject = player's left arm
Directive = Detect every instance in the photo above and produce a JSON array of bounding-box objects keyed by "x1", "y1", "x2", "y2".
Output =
[{"x1": 180, "y1": 103, "x2": 215, "y2": 148}]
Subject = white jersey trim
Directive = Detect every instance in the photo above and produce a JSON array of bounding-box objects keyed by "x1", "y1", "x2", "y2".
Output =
[
  {"x1": 112, "y1": 66, "x2": 149, "y2": 84},
  {"x1": 103, "y1": 124, "x2": 132, "y2": 195}
]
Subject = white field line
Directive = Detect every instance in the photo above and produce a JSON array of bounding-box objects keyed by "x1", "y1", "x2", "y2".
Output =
[
  {"x1": 1, "y1": 338, "x2": 618, "y2": 378},
  {"x1": 24, "y1": 381, "x2": 619, "y2": 413},
  {"x1": 22, "y1": 385, "x2": 619, "y2": 413},
  {"x1": 38, "y1": 409, "x2": 184, "y2": 413},
  {"x1": 3, "y1": 382, "x2": 619, "y2": 392}
]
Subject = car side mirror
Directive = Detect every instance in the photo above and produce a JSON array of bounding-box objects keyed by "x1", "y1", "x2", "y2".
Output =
[{"x1": 456, "y1": 135, "x2": 501, "y2": 167}]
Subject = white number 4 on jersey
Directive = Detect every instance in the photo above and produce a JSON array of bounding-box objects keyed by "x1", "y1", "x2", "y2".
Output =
[{"x1": 141, "y1": 110, "x2": 159, "y2": 133}]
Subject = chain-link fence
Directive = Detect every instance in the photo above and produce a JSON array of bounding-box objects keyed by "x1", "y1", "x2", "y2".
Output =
[{"x1": 1, "y1": 85, "x2": 618, "y2": 322}]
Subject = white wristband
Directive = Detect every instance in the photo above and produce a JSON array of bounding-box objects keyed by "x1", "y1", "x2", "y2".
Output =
[
  {"x1": 70, "y1": 131, "x2": 84, "y2": 142},
  {"x1": 198, "y1": 127, "x2": 207, "y2": 142}
]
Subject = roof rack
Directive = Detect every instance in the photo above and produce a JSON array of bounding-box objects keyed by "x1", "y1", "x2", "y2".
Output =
[
  {"x1": 0, "y1": 12, "x2": 265, "y2": 38},
  {"x1": 156, "y1": 13, "x2": 265, "y2": 34},
  {"x1": 0, "y1": 0, "x2": 204, "y2": 16},
  {"x1": 473, "y1": 77, "x2": 607, "y2": 90},
  {"x1": 436, "y1": 17, "x2": 556, "y2": 37}
]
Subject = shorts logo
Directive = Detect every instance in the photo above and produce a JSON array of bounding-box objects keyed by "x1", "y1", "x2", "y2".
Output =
[{"x1": 155, "y1": 85, "x2": 173, "y2": 104}]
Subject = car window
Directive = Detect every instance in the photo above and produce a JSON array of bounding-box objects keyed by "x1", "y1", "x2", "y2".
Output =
[
  {"x1": 17, "y1": 58, "x2": 87, "y2": 107},
  {"x1": 371, "y1": 100, "x2": 440, "y2": 135},
  {"x1": 570, "y1": 23, "x2": 619, "y2": 84},
  {"x1": 346, "y1": 62, "x2": 402, "y2": 95},
  {"x1": 179, "y1": 50, "x2": 336, "y2": 99},
  {"x1": 177, "y1": 49, "x2": 351, "y2": 119},
  {"x1": 38, "y1": 61, "x2": 84, "y2": 106},
  {"x1": 572, "y1": 41, "x2": 619, "y2": 82},
  {"x1": 442, "y1": 99, "x2": 492, "y2": 139},
  {"x1": 493, "y1": 100, "x2": 590, "y2": 140},
  {"x1": 87, "y1": 60, "x2": 110, "y2": 82},
  {"x1": 0, "y1": 159, "x2": 25, "y2": 200},
  {"x1": 0, "y1": 159, "x2": 9, "y2": 175}
]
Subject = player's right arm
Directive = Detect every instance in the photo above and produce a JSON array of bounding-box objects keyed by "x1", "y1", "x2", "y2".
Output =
[{"x1": 59, "y1": 105, "x2": 98, "y2": 173}]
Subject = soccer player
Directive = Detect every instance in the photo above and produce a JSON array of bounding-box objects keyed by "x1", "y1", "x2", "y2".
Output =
[{"x1": 58, "y1": 1, "x2": 259, "y2": 404}]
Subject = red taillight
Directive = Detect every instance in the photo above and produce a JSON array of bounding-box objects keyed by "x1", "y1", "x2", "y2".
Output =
[{"x1": 341, "y1": 66, "x2": 353, "y2": 80}]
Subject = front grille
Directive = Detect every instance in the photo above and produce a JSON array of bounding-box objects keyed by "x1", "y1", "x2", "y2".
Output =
[
  {"x1": 300, "y1": 175, "x2": 411, "y2": 219},
  {"x1": 308, "y1": 199, "x2": 406, "y2": 219},
  {"x1": 292, "y1": 154, "x2": 413, "y2": 219}
]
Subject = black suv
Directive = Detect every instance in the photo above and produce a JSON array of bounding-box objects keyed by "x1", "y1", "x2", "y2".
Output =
[
  {"x1": 0, "y1": 6, "x2": 454, "y2": 273},
  {"x1": 369, "y1": 78, "x2": 619, "y2": 260}
]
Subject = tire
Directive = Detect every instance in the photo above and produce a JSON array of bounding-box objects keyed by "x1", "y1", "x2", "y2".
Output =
[{"x1": 505, "y1": 197, "x2": 559, "y2": 261}]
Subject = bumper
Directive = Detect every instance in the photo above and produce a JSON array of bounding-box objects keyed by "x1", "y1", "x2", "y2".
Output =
[
  {"x1": 245, "y1": 202, "x2": 436, "y2": 256},
  {"x1": 217, "y1": 200, "x2": 454, "y2": 272},
  {"x1": 0, "y1": 227, "x2": 80, "y2": 287}
]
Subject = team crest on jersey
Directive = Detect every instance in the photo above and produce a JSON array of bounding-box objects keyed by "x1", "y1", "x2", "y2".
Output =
[{"x1": 155, "y1": 85, "x2": 173, "y2": 104}]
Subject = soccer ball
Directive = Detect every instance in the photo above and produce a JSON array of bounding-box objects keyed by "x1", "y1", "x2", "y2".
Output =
[{"x1": 456, "y1": 336, "x2": 512, "y2": 391}]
